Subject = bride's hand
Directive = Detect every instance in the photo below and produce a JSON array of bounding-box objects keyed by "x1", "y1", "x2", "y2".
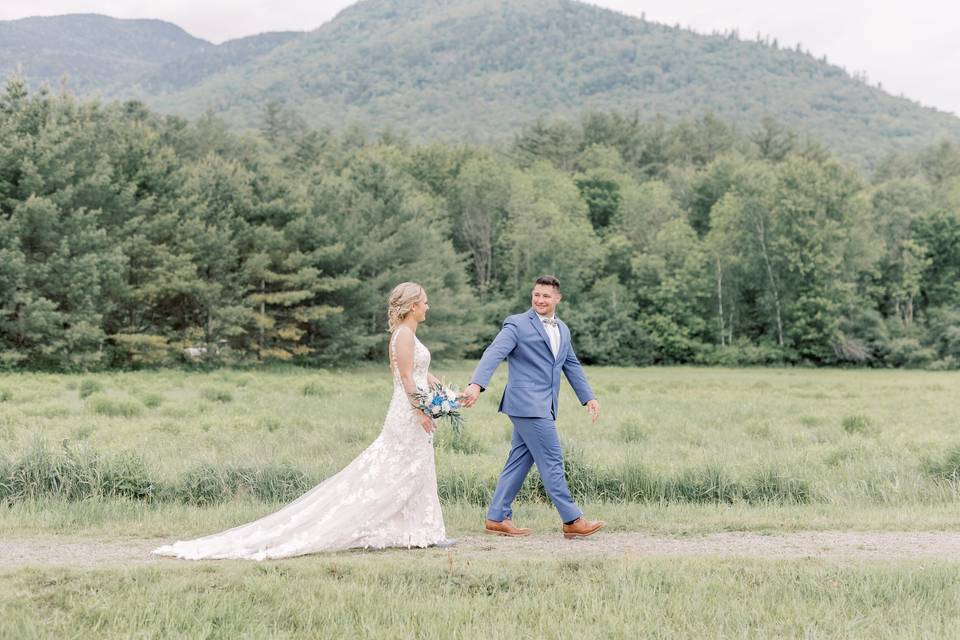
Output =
[{"x1": 418, "y1": 411, "x2": 436, "y2": 434}]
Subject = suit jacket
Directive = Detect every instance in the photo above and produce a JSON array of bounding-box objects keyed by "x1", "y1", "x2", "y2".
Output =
[{"x1": 470, "y1": 308, "x2": 595, "y2": 419}]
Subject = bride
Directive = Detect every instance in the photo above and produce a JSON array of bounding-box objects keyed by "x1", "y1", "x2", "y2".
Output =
[{"x1": 153, "y1": 282, "x2": 449, "y2": 560}]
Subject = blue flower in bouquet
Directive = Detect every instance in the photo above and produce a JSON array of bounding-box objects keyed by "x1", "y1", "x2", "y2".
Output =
[{"x1": 410, "y1": 382, "x2": 464, "y2": 436}]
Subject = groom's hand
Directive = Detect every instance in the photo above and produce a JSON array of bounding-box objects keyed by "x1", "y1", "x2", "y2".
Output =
[
  {"x1": 461, "y1": 383, "x2": 482, "y2": 408},
  {"x1": 586, "y1": 399, "x2": 600, "y2": 423}
]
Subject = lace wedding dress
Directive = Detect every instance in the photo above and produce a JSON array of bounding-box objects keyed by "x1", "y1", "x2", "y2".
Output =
[{"x1": 153, "y1": 329, "x2": 446, "y2": 560}]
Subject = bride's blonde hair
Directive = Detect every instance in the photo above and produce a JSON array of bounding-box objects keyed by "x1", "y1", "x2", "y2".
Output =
[{"x1": 387, "y1": 282, "x2": 426, "y2": 331}]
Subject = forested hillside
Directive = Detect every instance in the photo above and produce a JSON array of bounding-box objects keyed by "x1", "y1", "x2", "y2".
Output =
[
  {"x1": 3, "y1": 2, "x2": 960, "y2": 168},
  {"x1": 131, "y1": 32, "x2": 302, "y2": 93},
  {"x1": 1, "y1": 79, "x2": 957, "y2": 370},
  {"x1": 0, "y1": 14, "x2": 300, "y2": 100},
  {"x1": 0, "y1": 14, "x2": 209, "y2": 92},
  {"x1": 136, "y1": 0, "x2": 960, "y2": 168}
]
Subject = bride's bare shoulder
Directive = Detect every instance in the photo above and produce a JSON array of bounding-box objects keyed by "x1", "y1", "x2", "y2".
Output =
[{"x1": 390, "y1": 326, "x2": 415, "y2": 348}]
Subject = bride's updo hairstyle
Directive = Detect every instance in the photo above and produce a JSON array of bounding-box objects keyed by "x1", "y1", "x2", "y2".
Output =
[{"x1": 387, "y1": 282, "x2": 425, "y2": 331}]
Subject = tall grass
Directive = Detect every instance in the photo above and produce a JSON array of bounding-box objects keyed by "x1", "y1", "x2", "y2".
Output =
[
  {"x1": 0, "y1": 439, "x2": 813, "y2": 507},
  {"x1": 177, "y1": 464, "x2": 311, "y2": 505},
  {"x1": 0, "y1": 440, "x2": 156, "y2": 502},
  {"x1": 0, "y1": 366, "x2": 958, "y2": 511},
  {"x1": 0, "y1": 442, "x2": 315, "y2": 506},
  {"x1": 440, "y1": 448, "x2": 813, "y2": 506}
]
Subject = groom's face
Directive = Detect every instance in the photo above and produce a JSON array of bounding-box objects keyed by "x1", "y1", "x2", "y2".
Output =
[{"x1": 531, "y1": 284, "x2": 561, "y2": 317}]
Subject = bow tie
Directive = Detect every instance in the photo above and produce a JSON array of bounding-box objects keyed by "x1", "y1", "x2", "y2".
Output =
[{"x1": 541, "y1": 317, "x2": 558, "y2": 327}]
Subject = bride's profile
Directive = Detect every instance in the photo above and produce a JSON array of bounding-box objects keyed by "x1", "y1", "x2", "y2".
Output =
[{"x1": 153, "y1": 282, "x2": 449, "y2": 560}]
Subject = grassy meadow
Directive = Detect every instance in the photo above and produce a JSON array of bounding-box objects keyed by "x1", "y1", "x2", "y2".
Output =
[
  {"x1": 2, "y1": 364, "x2": 960, "y2": 638},
  {"x1": 3, "y1": 364, "x2": 960, "y2": 523},
  {"x1": 6, "y1": 556, "x2": 960, "y2": 639}
]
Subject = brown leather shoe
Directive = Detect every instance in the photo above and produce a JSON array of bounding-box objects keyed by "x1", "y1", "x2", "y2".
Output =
[
  {"x1": 484, "y1": 518, "x2": 533, "y2": 537},
  {"x1": 562, "y1": 517, "x2": 606, "y2": 539}
]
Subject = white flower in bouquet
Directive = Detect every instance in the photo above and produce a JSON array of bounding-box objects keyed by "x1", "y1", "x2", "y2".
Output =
[{"x1": 408, "y1": 382, "x2": 465, "y2": 436}]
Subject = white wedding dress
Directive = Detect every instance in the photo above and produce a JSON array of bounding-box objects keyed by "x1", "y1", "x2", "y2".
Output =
[{"x1": 153, "y1": 329, "x2": 446, "y2": 560}]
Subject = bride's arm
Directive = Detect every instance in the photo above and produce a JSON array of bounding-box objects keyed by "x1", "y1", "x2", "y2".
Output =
[
  {"x1": 392, "y1": 329, "x2": 436, "y2": 434},
  {"x1": 392, "y1": 329, "x2": 421, "y2": 402}
]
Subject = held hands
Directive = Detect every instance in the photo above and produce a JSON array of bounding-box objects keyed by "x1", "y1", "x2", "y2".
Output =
[
  {"x1": 460, "y1": 383, "x2": 482, "y2": 408},
  {"x1": 460, "y1": 383, "x2": 597, "y2": 421},
  {"x1": 586, "y1": 399, "x2": 601, "y2": 423}
]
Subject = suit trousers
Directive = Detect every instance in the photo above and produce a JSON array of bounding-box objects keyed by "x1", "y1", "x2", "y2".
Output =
[{"x1": 486, "y1": 416, "x2": 582, "y2": 523}]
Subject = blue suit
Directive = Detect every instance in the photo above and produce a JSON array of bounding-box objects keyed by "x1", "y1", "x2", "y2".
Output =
[{"x1": 470, "y1": 309, "x2": 595, "y2": 523}]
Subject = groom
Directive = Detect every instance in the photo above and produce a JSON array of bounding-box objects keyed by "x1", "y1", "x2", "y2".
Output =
[{"x1": 461, "y1": 275, "x2": 605, "y2": 539}]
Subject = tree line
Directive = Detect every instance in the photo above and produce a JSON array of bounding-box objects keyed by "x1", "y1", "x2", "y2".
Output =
[{"x1": 1, "y1": 78, "x2": 958, "y2": 370}]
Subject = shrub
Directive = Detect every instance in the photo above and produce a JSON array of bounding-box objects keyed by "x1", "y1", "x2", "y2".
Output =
[
  {"x1": 109, "y1": 333, "x2": 172, "y2": 367},
  {"x1": 926, "y1": 307, "x2": 960, "y2": 363},
  {"x1": 841, "y1": 414, "x2": 873, "y2": 435},
  {"x1": 87, "y1": 394, "x2": 144, "y2": 418},
  {"x1": 437, "y1": 468, "x2": 495, "y2": 505},
  {"x1": 234, "y1": 375, "x2": 254, "y2": 388},
  {"x1": 141, "y1": 393, "x2": 164, "y2": 408},
  {"x1": 886, "y1": 338, "x2": 936, "y2": 368},
  {"x1": 0, "y1": 388, "x2": 11, "y2": 403},
  {"x1": 618, "y1": 417, "x2": 646, "y2": 443},
  {"x1": 436, "y1": 428, "x2": 484, "y2": 455},
  {"x1": 926, "y1": 357, "x2": 958, "y2": 371},
  {"x1": 71, "y1": 425, "x2": 96, "y2": 440},
  {"x1": 695, "y1": 338, "x2": 786, "y2": 366},
  {"x1": 924, "y1": 447, "x2": 960, "y2": 483},
  {"x1": 301, "y1": 381, "x2": 326, "y2": 397},
  {"x1": 746, "y1": 469, "x2": 815, "y2": 503},
  {"x1": 78, "y1": 379, "x2": 103, "y2": 398},
  {"x1": 201, "y1": 388, "x2": 233, "y2": 403}
]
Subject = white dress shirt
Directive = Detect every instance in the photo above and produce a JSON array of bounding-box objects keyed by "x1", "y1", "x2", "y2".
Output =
[{"x1": 537, "y1": 313, "x2": 560, "y2": 359}]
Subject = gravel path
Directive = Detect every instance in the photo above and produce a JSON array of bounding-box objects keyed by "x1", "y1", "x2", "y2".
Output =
[{"x1": 4, "y1": 531, "x2": 960, "y2": 569}]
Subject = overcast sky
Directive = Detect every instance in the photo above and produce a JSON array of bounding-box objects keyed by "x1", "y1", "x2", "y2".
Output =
[{"x1": 2, "y1": 0, "x2": 957, "y2": 116}]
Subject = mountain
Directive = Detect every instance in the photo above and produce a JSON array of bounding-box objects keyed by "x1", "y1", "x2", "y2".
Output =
[
  {"x1": 0, "y1": 14, "x2": 209, "y2": 92},
  {"x1": 129, "y1": 31, "x2": 303, "y2": 93},
  {"x1": 3, "y1": 2, "x2": 960, "y2": 168},
  {"x1": 0, "y1": 14, "x2": 302, "y2": 97},
  {"x1": 131, "y1": 0, "x2": 960, "y2": 168}
]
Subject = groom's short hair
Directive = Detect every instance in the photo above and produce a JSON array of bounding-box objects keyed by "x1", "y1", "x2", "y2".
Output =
[{"x1": 534, "y1": 275, "x2": 561, "y2": 291}]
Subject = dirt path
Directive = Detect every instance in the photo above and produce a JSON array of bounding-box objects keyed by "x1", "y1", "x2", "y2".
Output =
[{"x1": 4, "y1": 531, "x2": 960, "y2": 569}]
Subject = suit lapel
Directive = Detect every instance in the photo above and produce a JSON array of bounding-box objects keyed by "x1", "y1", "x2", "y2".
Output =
[
  {"x1": 557, "y1": 320, "x2": 569, "y2": 360},
  {"x1": 528, "y1": 309, "x2": 554, "y2": 358}
]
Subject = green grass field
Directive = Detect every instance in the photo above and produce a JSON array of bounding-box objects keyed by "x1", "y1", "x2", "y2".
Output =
[
  {"x1": 2, "y1": 364, "x2": 960, "y2": 638},
  {"x1": 6, "y1": 556, "x2": 960, "y2": 639}
]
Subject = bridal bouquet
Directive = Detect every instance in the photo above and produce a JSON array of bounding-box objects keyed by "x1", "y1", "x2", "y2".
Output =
[{"x1": 411, "y1": 382, "x2": 464, "y2": 436}]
